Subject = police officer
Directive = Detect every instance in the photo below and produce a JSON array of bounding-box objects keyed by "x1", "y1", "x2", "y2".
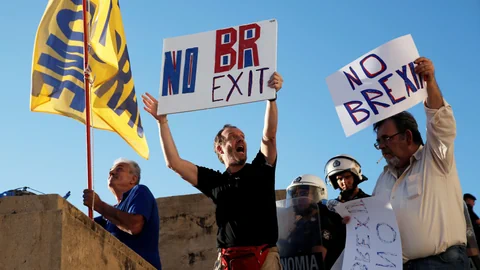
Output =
[
  {"x1": 324, "y1": 155, "x2": 370, "y2": 203},
  {"x1": 284, "y1": 174, "x2": 345, "y2": 269}
]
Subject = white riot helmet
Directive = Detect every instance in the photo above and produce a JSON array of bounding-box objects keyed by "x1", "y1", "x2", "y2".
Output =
[
  {"x1": 324, "y1": 154, "x2": 368, "y2": 190},
  {"x1": 286, "y1": 174, "x2": 328, "y2": 203}
]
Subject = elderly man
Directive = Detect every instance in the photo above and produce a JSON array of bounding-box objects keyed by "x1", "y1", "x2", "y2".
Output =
[
  {"x1": 372, "y1": 57, "x2": 467, "y2": 269},
  {"x1": 142, "y1": 72, "x2": 283, "y2": 270},
  {"x1": 83, "y1": 158, "x2": 161, "y2": 269}
]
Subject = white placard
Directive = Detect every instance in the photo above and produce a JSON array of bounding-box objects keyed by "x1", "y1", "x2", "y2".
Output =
[
  {"x1": 158, "y1": 19, "x2": 277, "y2": 115},
  {"x1": 326, "y1": 34, "x2": 427, "y2": 136},
  {"x1": 335, "y1": 197, "x2": 403, "y2": 270}
]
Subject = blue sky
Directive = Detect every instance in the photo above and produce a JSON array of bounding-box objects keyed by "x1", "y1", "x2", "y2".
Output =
[{"x1": 1, "y1": 0, "x2": 479, "y2": 215}]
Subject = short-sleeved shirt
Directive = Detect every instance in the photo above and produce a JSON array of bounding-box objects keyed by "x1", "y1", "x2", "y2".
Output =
[
  {"x1": 196, "y1": 150, "x2": 278, "y2": 248},
  {"x1": 95, "y1": 185, "x2": 162, "y2": 269}
]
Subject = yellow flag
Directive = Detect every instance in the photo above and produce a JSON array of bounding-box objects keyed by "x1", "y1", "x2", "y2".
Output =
[{"x1": 31, "y1": 0, "x2": 149, "y2": 159}]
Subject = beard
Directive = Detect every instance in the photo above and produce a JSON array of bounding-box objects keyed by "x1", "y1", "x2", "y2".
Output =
[{"x1": 386, "y1": 155, "x2": 400, "y2": 167}]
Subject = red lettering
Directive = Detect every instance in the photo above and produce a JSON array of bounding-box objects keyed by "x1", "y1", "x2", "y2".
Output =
[{"x1": 214, "y1": 28, "x2": 237, "y2": 73}]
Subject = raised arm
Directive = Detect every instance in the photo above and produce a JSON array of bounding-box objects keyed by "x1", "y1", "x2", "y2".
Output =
[
  {"x1": 142, "y1": 93, "x2": 198, "y2": 186},
  {"x1": 415, "y1": 58, "x2": 456, "y2": 173},
  {"x1": 415, "y1": 57, "x2": 443, "y2": 109},
  {"x1": 261, "y1": 72, "x2": 283, "y2": 165}
]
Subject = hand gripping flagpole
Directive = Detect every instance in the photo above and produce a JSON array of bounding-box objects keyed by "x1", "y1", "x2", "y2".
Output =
[{"x1": 82, "y1": 0, "x2": 94, "y2": 219}]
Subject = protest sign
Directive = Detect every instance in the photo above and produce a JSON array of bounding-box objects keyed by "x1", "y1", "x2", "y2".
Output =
[
  {"x1": 158, "y1": 19, "x2": 277, "y2": 115},
  {"x1": 326, "y1": 34, "x2": 426, "y2": 136},
  {"x1": 335, "y1": 197, "x2": 402, "y2": 270}
]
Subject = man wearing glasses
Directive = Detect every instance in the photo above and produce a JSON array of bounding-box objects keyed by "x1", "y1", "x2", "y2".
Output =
[{"x1": 371, "y1": 57, "x2": 468, "y2": 269}]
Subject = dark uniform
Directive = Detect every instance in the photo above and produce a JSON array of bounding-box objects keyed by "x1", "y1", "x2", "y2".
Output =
[
  {"x1": 467, "y1": 204, "x2": 480, "y2": 244},
  {"x1": 336, "y1": 188, "x2": 370, "y2": 203},
  {"x1": 279, "y1": 202, "x2": 346, "y2": 270},
  {"x1": 318, "y1": 203, "x2": 346, "y2": 270}
]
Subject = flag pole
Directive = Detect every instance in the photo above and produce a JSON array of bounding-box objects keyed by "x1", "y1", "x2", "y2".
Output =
[{"x1": 82, "y1": 0, "x2": 94, "y2": 219}]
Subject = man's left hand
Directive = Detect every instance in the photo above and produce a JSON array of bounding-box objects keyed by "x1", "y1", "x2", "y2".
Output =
[
  {"x1": 83, "y1": 189, "x2": 103, "y2": 212},
  {"x1": 268, "y1": 72, "x2": 283, "y2": 92}
]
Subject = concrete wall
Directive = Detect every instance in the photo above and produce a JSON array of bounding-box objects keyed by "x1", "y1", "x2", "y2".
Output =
[
  {"x1": 156, "y1": 190, "x2": 286, "y2": 270},
  {"x1": 0, "y1": 190, "x2": 286, "y2": 270},
  {"x1": 0, "y1": 194, "x2": 156, "y2": 270}
]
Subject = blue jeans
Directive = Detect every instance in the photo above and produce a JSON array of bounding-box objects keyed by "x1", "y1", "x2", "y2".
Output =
[{"x1": 403, "y1": 245, "x2": 469, "y2": 269}]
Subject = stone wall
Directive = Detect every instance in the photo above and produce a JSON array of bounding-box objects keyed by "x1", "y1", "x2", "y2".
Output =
[
  {"x1": 0, "y1": 190, "x2": 287, "y2": 270},
  {"x1": 156, "y1": 190, "x2": 286, "y2": 270},
  {"x1": 0, "y1": 194, "x2": 156, "y2": 270}
]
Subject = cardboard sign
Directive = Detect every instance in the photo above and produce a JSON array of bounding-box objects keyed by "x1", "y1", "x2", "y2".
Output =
[
  {"x1": 335, "y1": 197, "x2": 403, "y2": 270},
  {"x1": 158, "y1": 19, "x2": 277, "y2": 115},
  {"x1": 326, "y1": 34, "x2": 427, "y2": 136}
]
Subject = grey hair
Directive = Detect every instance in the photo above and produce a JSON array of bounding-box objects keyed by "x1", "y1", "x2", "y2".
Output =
[{"x1": 112, "y1": 158, "x2": 141, "y2": 184}]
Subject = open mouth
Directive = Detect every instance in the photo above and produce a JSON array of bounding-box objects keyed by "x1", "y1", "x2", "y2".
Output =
[{"x1": 236, "y1": 146, "x2": 245, "y2": 153}]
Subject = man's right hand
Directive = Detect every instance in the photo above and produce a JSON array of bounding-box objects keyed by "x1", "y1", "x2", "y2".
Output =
[
  {"x1": 83, "y1": 189, "x2": 104, "y2": 213},
  {"x1": 142, "y1": 93, "x2": 167, "y2": 123}
]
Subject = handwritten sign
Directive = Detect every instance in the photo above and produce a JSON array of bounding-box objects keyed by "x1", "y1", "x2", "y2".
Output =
[
  {"x1": 157, "y1": 19, "x2": 277, "y2": 115},
  {"x1": 326, "y1": 34, "x2": 427, "y2": 137},
  {"x1": 335, "y1": 197, "x2": 402, "y2": 270}
]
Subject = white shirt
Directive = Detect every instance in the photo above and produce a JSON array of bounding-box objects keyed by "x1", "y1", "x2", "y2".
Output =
[{"x1": 373, "y1": 100, "x2": 466, "y2": 262}]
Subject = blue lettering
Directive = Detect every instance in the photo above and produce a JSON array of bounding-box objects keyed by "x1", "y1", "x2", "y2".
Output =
[
  {"x1": 409, "y1": 62, "x2": 420, "y2": 89},
  {"x1": 360, "y1": 53, "x2": 387, "y2": 78},
  {"x1": 396, "y1": 64, "x2": 418, "y2": 97},
  {"x1": 356, "y1": 234, "x2": 371, "y2": 249},
  {"x1": 95, "y1": 32, "x2": 144, "y2": 137},
  {"x1": 212, "y1": 75, "x2": 224, "y2": 102},
  {"x1": 36, "y1": 4, "x2": 85, "y2": 112},
  {"x1": 378, "y1": 73, "x2": 406, "y2": 104},
  {"x1": 360, "y1": 89, "x2": 390, "y2": 115},
  {"x1": 376, "y1": 223, "x2": 397, "y2": 244},
  {"x1": 344, "y1": 100, "x2": 370, "y2": 125},
  {"x1": 344, "y1": 67, "x2": 363, "y2": 91},
  {"x1": 247, "y1": 70, "x2": 253, "y2": 96},
  {"x1": 226, "y1": 72, "x2": 243, "y2": 102},
  {"x1": 98, "y1": 0, "x2": 113, "y2": 46},
  {"x1": 355, "y1": 249, "x2": 370, "y2": 263},
  {"x1": 350, "y1": 262, "x2": 368, "y2": 270},
  {"x1": 376, "y1": 252, "x2": 397, "y2": 268},
  {"x1": 256, "y1": 67, "x2": 269, "y2": 94},
  {"x1": 162, "y1": 50, "x2": 182, "y2": 96},
  {"x1": 354, "y1": 216, "x2": 370, "y2": 231},
  {"x1": 346, "y1": 200, "x2": 368, "y2": 214}
]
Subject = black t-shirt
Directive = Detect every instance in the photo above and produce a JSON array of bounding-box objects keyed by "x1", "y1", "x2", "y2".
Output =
[{"x1": 196, "y1": 150, "x2": 278, "y2": 248}]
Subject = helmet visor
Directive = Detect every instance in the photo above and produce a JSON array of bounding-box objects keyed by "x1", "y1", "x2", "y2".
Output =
[{"x1": 287, "y1": 185, "x2": 326, "y2": 203}]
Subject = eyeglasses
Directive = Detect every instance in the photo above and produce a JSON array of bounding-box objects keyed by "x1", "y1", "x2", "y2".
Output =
[{"x1": 374, "y1": 132, "x2": 403, "y2": 150}]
